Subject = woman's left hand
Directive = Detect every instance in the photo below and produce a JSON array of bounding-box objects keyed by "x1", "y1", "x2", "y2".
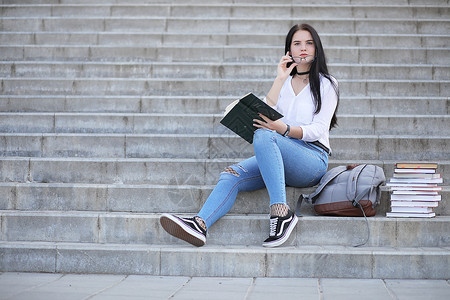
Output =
[{"x1": 253, "y1": 113, "x2": 287, "y2": 135}]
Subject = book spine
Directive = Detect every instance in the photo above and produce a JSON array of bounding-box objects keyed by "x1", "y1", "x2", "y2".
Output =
[
  {"x1": 391, "y1": 201, "x2": 439, "y2": 207},
  {"x1": 390, "y1": 195, "x2": 441, "y2": 201},
  {"x1": 386, "y1": 212, "x2": 436, "y2": 218}
]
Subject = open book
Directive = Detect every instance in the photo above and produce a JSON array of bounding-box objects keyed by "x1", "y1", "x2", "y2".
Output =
[{"x1": 220, "y1": 93, "x2": 283, "y2": 143}]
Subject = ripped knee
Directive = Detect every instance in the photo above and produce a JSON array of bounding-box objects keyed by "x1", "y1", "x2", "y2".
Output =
[{"x1": 222, "y1": 166, "x2": 240, "y2": 177}]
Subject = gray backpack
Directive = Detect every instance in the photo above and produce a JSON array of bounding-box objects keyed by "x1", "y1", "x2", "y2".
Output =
[{"x1": 296, "y1": 164, "x2": 386, "y2": 246}]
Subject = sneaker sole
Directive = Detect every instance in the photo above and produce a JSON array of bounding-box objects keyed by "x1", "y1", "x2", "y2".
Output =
[
  {"x1": 262, "y1": 214, "x2": 298, "y2": 248},
  {"x1": 160, "y1": 213, "x2": 206, "y2": 247}
]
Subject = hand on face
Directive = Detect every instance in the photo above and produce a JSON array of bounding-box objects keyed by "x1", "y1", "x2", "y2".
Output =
[{"x1": 277, "y1": 51, "x2": 298, "y2": 80}]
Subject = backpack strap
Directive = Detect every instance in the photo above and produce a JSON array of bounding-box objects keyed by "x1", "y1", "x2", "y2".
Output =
[
  {"x1": 346, "y1": 164, "x2": 371, "y2": 207},
  {"x1": 353, "y1": 203, "x2": 371, "y2": 247},
  {"x1": 295, "y1": 166, "x2": 348, "y2": 217},
  {"x1": 345, "y1": 164, "x2": 375, "y2": 247},
  {"x1": 295, "y1": 195, "x2": 305, "y2": 217}
]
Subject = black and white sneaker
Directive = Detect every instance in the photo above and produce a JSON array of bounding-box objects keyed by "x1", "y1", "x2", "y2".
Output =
[
  {"x1": 160, "y1": 213, "x2": 207, "y2": 247},
  {"x1": 262, "y1": 210, "x2": 298, "y2": 248}
]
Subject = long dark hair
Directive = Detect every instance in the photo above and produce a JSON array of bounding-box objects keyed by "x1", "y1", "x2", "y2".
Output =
[{"x1": 285, "y1": 23, "x2": 339, "y2": 129}]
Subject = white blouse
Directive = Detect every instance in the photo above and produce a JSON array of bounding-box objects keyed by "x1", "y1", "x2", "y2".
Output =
[{"x1": 269, "y1": 74, "x2": 338, "y2": 152}]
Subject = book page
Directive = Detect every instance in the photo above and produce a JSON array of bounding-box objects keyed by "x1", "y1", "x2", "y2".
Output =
[{"x1": 224, "y1": 99, "x2": 240, "y2": 116}]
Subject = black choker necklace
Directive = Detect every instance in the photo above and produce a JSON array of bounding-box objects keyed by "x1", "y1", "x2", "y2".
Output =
[{"x1": 297, "y1": 70, "x2": 310, "y2": 76}]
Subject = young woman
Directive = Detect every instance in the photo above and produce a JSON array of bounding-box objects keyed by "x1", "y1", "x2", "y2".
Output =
[{"x1": 160, "y1": 23, "x2": 339, "y2": 248}]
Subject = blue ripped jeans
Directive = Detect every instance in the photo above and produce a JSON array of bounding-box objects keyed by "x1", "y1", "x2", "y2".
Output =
[{"x1": 197, "y1": 129, "x2": 329, "y2": 229}]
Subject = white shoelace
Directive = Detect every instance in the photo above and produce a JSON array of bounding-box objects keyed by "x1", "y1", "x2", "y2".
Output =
[{"x1": 269, "y1": 217, "x2": 278, "y2": 237}]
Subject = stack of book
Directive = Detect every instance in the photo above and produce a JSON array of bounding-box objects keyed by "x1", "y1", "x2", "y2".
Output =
[{"x1": 386, "y1": 162, "x2": 442, "y2": 218}]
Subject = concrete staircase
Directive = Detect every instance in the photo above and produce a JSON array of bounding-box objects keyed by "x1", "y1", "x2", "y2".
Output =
[{"x1": 1, "y1": 0, "x2": 449, "y2": 279}]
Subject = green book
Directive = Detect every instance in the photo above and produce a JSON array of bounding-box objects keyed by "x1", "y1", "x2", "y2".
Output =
[{"x1": 220, "y1": 93, "x2": 283, "y2": 144}]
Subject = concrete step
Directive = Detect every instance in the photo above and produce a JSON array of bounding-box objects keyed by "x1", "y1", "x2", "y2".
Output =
[
  {"x1": 1, "y1": 182, "x2": 448, "y2": 216},
  {"x1": 1, "y1": 241, "x2": 448, "y2": 279},
  {"x1": 1, "y1": 210, "x2": 449, "y2": 247},
  {"x1": 0, "y1": 113, "x2": 448, "y2": 136},
  {"x1": 1, "y1": 157, "x2": 449, "y2": 185},
  {"x1": 2, "y1": 4, "x2": 448, "y2": 19},
  {"x1": 1, "y1": 95, "x2": 447, "y2": 115},
  {"x1": 2, "y1": 17, "x2": 448, "y2": 34},
  {"x1": 0, "y1": 133, "x2": 449, "y2": 161},
  {"x1": 3, "y1": 0, "x2": 446, "y2": 5},
  {"x1": 1, "y1": 32, "x2": 448, "y2": 48},
  {"x1": 0, "y1": 182, "x2": 309, "y2": 214},
  {"x1": 1, "y1": 78, "x2": 448, "y2": 97},
  {"x1": 1, "y1": 45, "x2": 448, "y2": 65},
  {"x1": 1, "y1": 62, "x2": 448, "y2": 81}
]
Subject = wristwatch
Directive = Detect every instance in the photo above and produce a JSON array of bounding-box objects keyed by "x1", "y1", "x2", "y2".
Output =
[{"x1": 283, "y1": 124, "x2": 290, "y2": 137}]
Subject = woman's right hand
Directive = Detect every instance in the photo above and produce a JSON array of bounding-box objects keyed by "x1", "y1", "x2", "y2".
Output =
[
  {"x1": 277, "y1": 51, "x2": 298, "y2": 80},
  {"x1": 265, "y1": 52, "x2": 298, "y2": 107}
]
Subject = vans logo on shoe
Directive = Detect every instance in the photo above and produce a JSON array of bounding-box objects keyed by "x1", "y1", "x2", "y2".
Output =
[{"x1": 277, "y1": 215, "x2": 293, "y2": 236}]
